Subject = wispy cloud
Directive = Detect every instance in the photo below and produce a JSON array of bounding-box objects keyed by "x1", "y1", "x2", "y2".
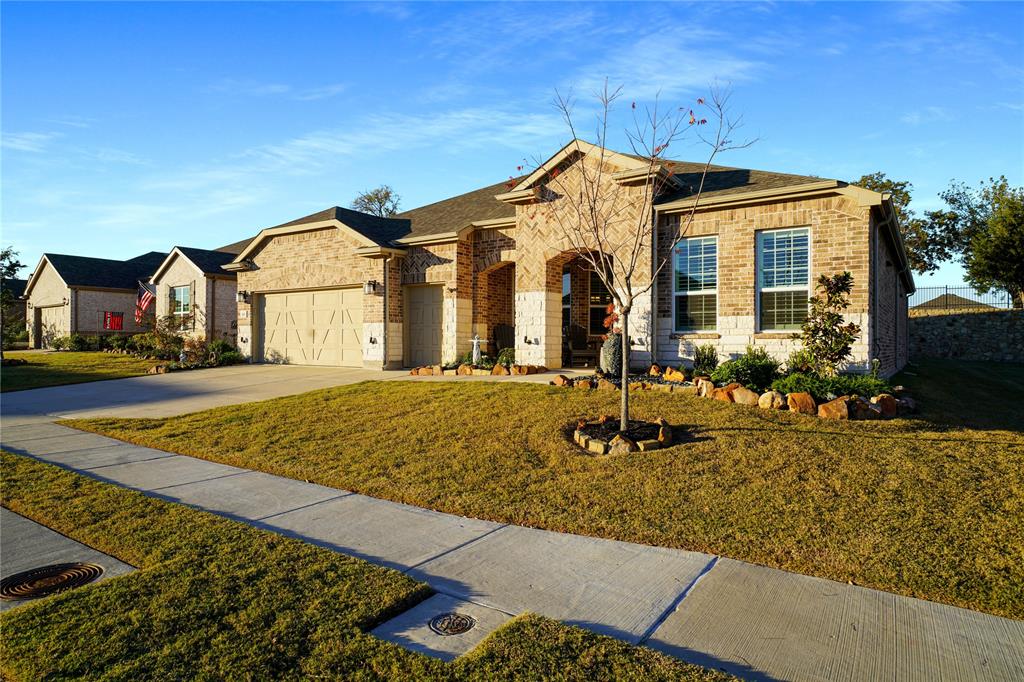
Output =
[
  {"x1": 901, "y1": 106, "x2": 956, "y2": 125},
  {"x1": 206, "y1": 79, "x2": 347, "y2": 101},
  {"x1": 2, "y1": 131, "x2": 63, "y2": 153}
]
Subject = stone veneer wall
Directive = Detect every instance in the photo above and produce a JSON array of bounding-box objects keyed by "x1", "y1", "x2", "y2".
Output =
[
  {"x1": 654, "y1": 194, "x2": 874, "y2": 373},
  {"x1": 908, "y1": 309, "x2": 1023, "y2": 363}
]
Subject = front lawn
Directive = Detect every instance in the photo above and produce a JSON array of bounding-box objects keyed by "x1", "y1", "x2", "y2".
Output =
[
  {"x1": 66, "y1": 358, "x2": 1024, "y2": 619},
  {"x1": 1, "y1": 351, "x2": 155, "y2": 392},
  {"x1": 0, "y1": 452, "x2": 729, "y2": 680}
]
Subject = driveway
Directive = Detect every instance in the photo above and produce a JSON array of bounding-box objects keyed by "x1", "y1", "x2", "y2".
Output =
[{"x1": 0, "y1": 363, "x2": 586, "y2": 423}]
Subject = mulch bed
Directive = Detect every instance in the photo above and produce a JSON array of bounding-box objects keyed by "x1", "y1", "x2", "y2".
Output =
[{"x1": 578, "y1": 419, "x2": 661, "y2": 443}]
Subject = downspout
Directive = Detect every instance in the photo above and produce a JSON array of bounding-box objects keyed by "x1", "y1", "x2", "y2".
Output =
[{"x1": 382, "y1": 257, "x2": 390, "y2": 370}]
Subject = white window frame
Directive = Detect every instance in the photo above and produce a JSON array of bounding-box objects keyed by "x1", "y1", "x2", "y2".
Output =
[
  {"x1": 756, "y1": 227, "x2": 811, "y2": 332},
  {"x1": 171, "y1": 285, "x2": 191, "y2": 329},
  {"x1": 588, "y1": 269, "x2": 613, "y2": 336},
  {"x1": 672, "y1": 235, "x2": 719, "y2": 333}
]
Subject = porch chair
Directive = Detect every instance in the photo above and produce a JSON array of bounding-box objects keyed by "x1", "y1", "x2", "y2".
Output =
[{"x1": 565, "y1": 324, "x2": 598, "y2": 368}]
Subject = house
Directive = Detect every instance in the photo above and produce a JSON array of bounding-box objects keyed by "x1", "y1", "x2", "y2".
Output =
[
  {"x1": 226, "y1": 141, "x2": 914, "y2": 376},
  {"x1": 912, "y1": 292, "x2": 995, "y2": 311},
  {"x1": 149, "y1": 246, "x2": 244, "y2": 343},
  {"x1": 23, "y1": 251, "x2": 168, "y2": 348}
]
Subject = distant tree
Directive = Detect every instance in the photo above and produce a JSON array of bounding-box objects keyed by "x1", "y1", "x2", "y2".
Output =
[
  {"x1": 854, "y1": 172, "x2": 944, "y2": 274},
  {"x1": 1, "y1": 246, "x2": 26, "y2": 359},
  {"x1": 351, "y1": 185, "x2": 401, "y2": 217},
  {"x1": 932, "y1": 177, "x2": 1024, "y2": 308}
]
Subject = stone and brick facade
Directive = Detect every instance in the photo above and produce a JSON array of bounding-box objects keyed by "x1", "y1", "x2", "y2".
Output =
[
  {"x1": 150, "y1": 248, "x2": 239, "y2": 344},
  {"x1": 223, "y1": 141, "x2": 914, "y2": 375}
]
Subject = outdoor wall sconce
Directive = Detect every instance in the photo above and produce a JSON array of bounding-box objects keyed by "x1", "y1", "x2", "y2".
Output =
[
  {"x1": 236, "y1": 291, "x2": 250, "y2": 304},
  {"x1": 363, "y1": 280, "x2": 380, "y2": 295}
]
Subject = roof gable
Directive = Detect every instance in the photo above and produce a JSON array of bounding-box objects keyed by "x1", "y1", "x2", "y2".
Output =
[
  {"x1": 152, "y1": 247, "x2": 240, "y2": 282},
  {"x1": 26, "y1": 251, "x2": 167, "y2": 296}
]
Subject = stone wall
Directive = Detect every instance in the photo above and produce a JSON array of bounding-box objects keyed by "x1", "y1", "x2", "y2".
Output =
[{"x1": 908, "y1": 309, "x2": 1023, "y2": 363}]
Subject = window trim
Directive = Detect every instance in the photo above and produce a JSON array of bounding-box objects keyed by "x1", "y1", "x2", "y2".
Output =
[
  {"x1": 587, "y1": 269, "x2": 613, "y2": 336},
  {"x1": 755, "y1": 227, "x2": 811, "y2": 332},
  {"x1": 170, "y1": 284, "x2": 191, "y2": 329},
  {"x1": 672, "y1": 235, "x2": 719, "y2": 333}
]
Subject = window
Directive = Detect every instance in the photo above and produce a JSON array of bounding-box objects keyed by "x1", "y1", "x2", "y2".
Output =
[
  {"x1": 588, "y1": 270, "x2": 613, "y2": 335},
  {"x1": 673, "y1": 236, "x2": 717, "y2": 331},
  {"x1": 757, "y1": 227, "x2": 809, "y2": 330},
  {"x1": 171, "y1": 285, "x2": 191, "y2": 329},
  {"x1": 562, "y1": 268, "x2": 571, "y2": 330},
  {"x1": 103, "y1": 311, "x2": 124, "y2": 331}
]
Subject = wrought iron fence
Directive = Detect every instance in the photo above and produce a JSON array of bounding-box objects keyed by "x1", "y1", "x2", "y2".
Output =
[{"x1": 909, "y1": 285, "x2": 1016, "y2": 311}]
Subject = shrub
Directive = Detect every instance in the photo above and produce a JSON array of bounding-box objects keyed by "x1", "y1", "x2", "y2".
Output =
[
  {"x1": 771, "y1": 372, "x2": 893, "y2": 403},
  {"x1": 711, "y1": 345, "x2": 781, "y2": 392},
  {"x1": 496, "y1": 347, "x2": 515, "y2": 368},
  {"x1": 14, "y1": 329, "x2": 28, "y2": 342},
  {"x1": 692, "y1": 344, "x2": 718, "y2": 376},
  {"x1": 68, "y1": 334, "x2": 90, "y2": 351},
  {"x1": 785, "y1": 348, "x2": 816, "y2": 375},
  {"x1": 217, "y1": 350, "x2": 246, "y2": 366},
  {"x1": 49, "y1": 336, "x2": 70, "y2": 350},
  {"x1": 108, "y1": 335, "x2": 130, "y2": 351},
  {"x1": 801, "y1": 272, "x2": 861, "y2": 376}
]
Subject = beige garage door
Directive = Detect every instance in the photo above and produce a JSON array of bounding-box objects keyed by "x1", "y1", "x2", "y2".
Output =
[
  {"x1": 258, "y1": 288, "x2": 363, "y2": 366},
  {"x1": 39, "y1": 306, "x2": 64, "y2": 348},
  {"x1": 405, "y1": 285, "x2": 443, "y2": 367}
]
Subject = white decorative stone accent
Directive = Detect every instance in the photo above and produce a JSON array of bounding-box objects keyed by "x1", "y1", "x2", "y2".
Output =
[
  {"x1": 514, "y1": 290, "x2": 557, "y2": 367},
  {"x1": 442, "y1": 296, "x2": 473, "y2": 365},
  {"x1": 237, "y1": 326, "x2": 252, "y2": 358},
  {"x1": 363, "y1": 322, "x2": 384, "y2": 364}
]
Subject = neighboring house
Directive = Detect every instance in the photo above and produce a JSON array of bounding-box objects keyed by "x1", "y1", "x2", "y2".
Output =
[
  {"x1": 23, "y1": 251, "x2": 168, "y2": 348},
  {"x1": 149, "y1": 247, "x2": 242, "y2": 343},
  {"x1": 2, "y1": 277, "x2": 28, "y2": 339},
  {"x1": 912, "y1": 293, "x2": 995, "y2": 311},
  {"x1": 226, "y1": 140, "x2": 914, "y2": 375}
]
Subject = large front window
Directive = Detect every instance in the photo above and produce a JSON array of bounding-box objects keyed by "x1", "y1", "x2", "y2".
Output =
[
  {"x1": 171, "y1": 285, "x2": 191, "y2": 329},
  {"x1": 588, "y1": 270, "x2": 613, "y2": 335},
  {"x1": 673, "y1": 236, "x2": 717, "y2": 331},
  {"x1": 757, "y1": 227, "x2": 809, "y2": 331}
]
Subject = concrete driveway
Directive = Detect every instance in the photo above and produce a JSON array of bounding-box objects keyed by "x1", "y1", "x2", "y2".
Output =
[
  {"x1": 0, "y1": 363, "x2": 583, "y2": 423},
  {"x1": 0, "y1": 364, "x2": 410, "y2": 422}
]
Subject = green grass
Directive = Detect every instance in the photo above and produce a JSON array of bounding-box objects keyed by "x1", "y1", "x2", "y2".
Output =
[
  {"x1": 1, "y1": 351, "x2": 155, "y2": 392},
  {"x1": 0, "y1": 452, "x2": 731, "y2": 681},
  {"x1": 66, "y1": 358, "x2": 1024, "y2": 620}
]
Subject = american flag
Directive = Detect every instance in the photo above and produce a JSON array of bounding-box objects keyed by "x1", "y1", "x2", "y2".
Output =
[{"x1": 135, "y1": 281, "x2": 156, "y2": 323}]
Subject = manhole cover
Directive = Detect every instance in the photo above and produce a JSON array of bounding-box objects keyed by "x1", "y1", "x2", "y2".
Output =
[
  {"x1": 428, "y1": 612, "x2": 476, "y2": 636},
  {"x1": 0, "y1": 563, "x2": 104, "y2": 601}
]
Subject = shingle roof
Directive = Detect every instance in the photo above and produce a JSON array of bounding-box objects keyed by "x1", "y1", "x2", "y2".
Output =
[
  {"x1": 630, "y1": 156, "x2": 826, "y2": 204},
  {"x1": 265, "y1": 206, "x2": 413, "y2": 245},
  {"x1": 394, "y1": 178, "x2": 517, "y2": 238},
  {"x1": 175, "y1": 247, "x2": 239, "y2": 276},
  {"x1": 215, "y1": 237, "x2": 255, "y2": 255},
  {"x1": 2, "y1": 277, "x2": 27, "y2": 299},
  {"x1": 43, "y1": 251, "x2": 167, "y2": 290}
]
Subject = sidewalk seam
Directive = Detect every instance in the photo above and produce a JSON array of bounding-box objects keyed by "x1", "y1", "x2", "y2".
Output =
[{"x1": 638, "y1": 555, "x2": 719, "y2": 645}]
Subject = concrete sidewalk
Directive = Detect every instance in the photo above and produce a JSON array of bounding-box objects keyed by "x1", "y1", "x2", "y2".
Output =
[{"x1": 2, "y1": 421, "x2": 1022, "y2": 680}]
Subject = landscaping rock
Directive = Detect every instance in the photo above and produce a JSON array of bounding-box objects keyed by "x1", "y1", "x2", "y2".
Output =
[
  {"x1": 598, "y1": 414, "x2": 615, "y2": 424},
  {"x1": 431, "y1": 364, "x2": 443, "y2": 375},
  {"x1": 442, "y1": 369, "x2": 457, "y2": 376},
  {"x1": 587, "y1": 439, "x2": 608, "y2": 455},
  {"x1": 731, "y1": 386, "x2": 760, "y2": 406},
  {"x1": 552, "y1": 374, "x2": 573, "y2": 387},
  {"x1": 652, "y1": 383, "x2": 673, "y2": 393},
  {"x1": 597, "y1": 379, "x2": 618, "y2": 391},
  {"x1": 712, "y1": 387, "x2": 735, "y2": 402},
  {"x1": 525, "y1": 365, "x2": 538, "y2": 375},
  {"x1": 870, "y1": 393, "x2": 899, "y2": 418},
  {"x1": 649, "y1": 364, "x2": 662, "y2": 376},
  {"x1": 637, "y1": 439, "x2": 661, "y2": 451},
  {"x1": 609, "y1": 434, "x2": 638, "y2": 454},
  {"x1": 147, "y1": 365, "x2": 167, "y2": 375},
  {"x1": 491, "y1": 364, "x2": 509, "y2": 376},
  {"x1": 758, "y1": 390, "x2": 786, "y2": 410},
  {"x1": 674, "y1": 384, "x2": 698, "y2": 396},
  {"x1": 663, "y1": 367, "x2": 686, "y2": 382},
  {"x1": 691, "y1": 375, "x2": 710, "y2": 387},
  {"x1": 472, "y1": 368, "x2": 491, "y2": 376},
  {"x1": 696, "y1": 378, "x2": 715, "y2": 398},
  {"x1": 787, "y1": 392, "x2": 817, "y2": 415},
  {"x1": 408, "y1": 368, "x2": 419, "y2": 376},
  {"x1": 897, "y1": 396, "x2": 917, "y2": 414},
  {"x1": 574, "y1": 378, "x2": 594, "y2": 390},
  {"x1": 818, "y1": 396, "x2": 850, "y2": 420},
  {"x1": 537, "y1": 366, "x2": 548, "y2": 373},
  {"x1": 849, "y1": 397, "x2": 883, "y2": 420},
  {"x1": 457, "y1": 364, "x2": 473, "y2": 376},
  {"x1": 417, "y1": 367, "x2": 434, "y2": 376},
  {"x1": 628, "y1": 381, "x2": 649, "y2": 392}
]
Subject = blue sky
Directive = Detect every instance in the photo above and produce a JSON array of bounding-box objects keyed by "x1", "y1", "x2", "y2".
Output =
[{"x1": 3, "y1": 1, "x2": 1022, "y2": 288}]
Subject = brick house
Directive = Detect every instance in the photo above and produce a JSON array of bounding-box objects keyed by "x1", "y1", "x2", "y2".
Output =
[
  {"x1": 149, "y1": 246, "x2": 244, "y2": 344},
  {"x1": 23, "y1": 251, "x2": 167, "y2": 348},
  {"x1": 226, "y1": 141, "x2": 914, "y2": 376}
]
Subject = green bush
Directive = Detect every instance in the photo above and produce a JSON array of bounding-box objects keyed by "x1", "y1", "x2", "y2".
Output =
[
  {"x1": 785, "y1": 348, "x2": 816, "y2": 375},
  {"x1": 496, "y1": 347, "x2": 515, "y2": 367},
  {"x1": 692, "y1": 344, "x2": 718, "y2": 376},
  {"x1": 108, "y1": 335, "x2": 131, "y2": 351},
  {"x1": 49, "y1": 336, "x2": 70, "y2": 350},
  {"x1": 771, "y1": 372, "x2": 893, "y2": 402},
  {"x1": 67, "y1": 334, "x2": 90, "y2": 351},
  {"x1": 711, "y1": 345, "x2": 782, "y2": 392},
  {"x1": 217, "y1": 350, "x2": 247, "y2": 366}
]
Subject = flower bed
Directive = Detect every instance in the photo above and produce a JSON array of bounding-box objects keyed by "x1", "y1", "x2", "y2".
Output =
[{"x1": 573, "y1": 416, "x2": 673, "y2": 455}]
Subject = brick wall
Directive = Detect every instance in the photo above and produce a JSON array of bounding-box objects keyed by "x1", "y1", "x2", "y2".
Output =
[
  {"x1": 154, "y1": 253, "x2": 207, "y2": 337},
  {"x1": 909, "y1": 309, "x2": 1023, "y2": 362},
  {"x1": 869, "y1": 212, "x2": 911, "y2": 376},
  {"x1": 73, "y1": 289, "x2": 147, "y2": 336},
  {"x1": 654, "y1": 193, "x2": 874, "y2": 371}
]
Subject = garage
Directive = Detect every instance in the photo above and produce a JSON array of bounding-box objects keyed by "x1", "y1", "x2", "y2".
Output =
[
  {"x1": 404, "y1": 284, "x2": 443, "y2": 367},
  {"x1": 37, "y1": 306, "x2": 64, "y2": 349},
  {"x1": 257, "y1": 288, "x2": 363, "y2": 366}
]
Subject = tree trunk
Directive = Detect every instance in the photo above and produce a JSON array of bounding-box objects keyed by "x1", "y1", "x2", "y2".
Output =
[{"x1": 619, "y1": 310, "x2": 630, "y2": 433}]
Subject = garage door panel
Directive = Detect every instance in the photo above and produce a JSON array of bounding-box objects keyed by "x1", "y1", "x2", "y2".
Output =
[
  {"x1": 259, "y1": 288, "x2": 363, "y2": 367},
  {"x1": 405, "y1": 285, "x2": 442, "y2": 367}
]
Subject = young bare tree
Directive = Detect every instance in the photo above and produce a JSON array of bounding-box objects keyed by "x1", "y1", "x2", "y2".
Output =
[
  {"x1": 351, "y1": 185, "x2": 401, "y2": 217},
  {"x1": 531, "y1": 82, "x2": 752, "y2": 433}
]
